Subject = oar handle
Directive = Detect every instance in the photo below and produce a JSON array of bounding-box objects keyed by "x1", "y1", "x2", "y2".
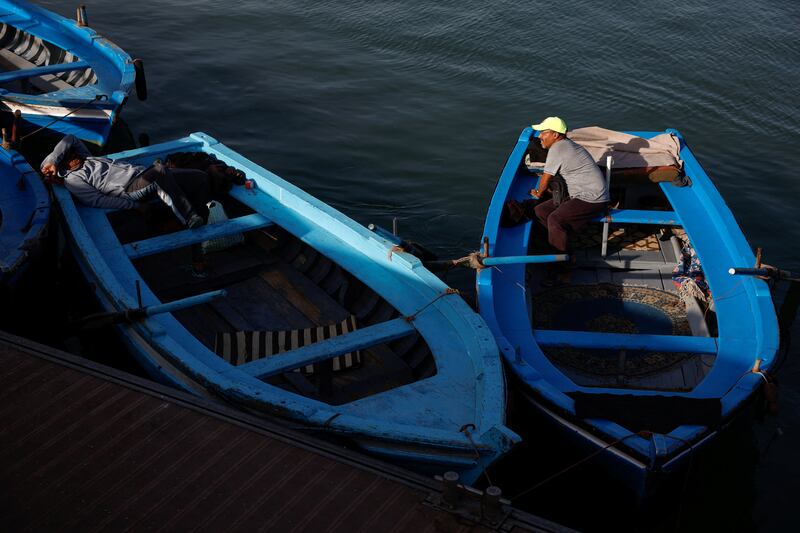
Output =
[
  {"x1": 482, "y1": 254, "x2": 569, "y2": 267},
  {"x1": 142, "y1": 289, "x2": 226, "y2": 317},
  {"x1": 729, "y1": 267, "x2": 771, "y2": 277},
  {"x1": 729, "y1": 267, "x2": 798, "y2": 280}
]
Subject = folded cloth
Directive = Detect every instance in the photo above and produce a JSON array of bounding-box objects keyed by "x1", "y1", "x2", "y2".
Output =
[{"x1": 672, "y1": 242, "x2": 710, "y2": 302}]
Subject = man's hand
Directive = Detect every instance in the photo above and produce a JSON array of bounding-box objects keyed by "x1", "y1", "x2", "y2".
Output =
[
  {"x1": 41, "y1": 163, "x2": 57, "y2": 178},
  {"x1": 530, "y1": 188, "x2": 540, "y2": 198}
]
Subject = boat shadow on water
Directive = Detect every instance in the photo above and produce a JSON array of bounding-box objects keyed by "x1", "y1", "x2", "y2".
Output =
[{"x1": 485, "y1": 384, "x2": 763, "y2": 532}]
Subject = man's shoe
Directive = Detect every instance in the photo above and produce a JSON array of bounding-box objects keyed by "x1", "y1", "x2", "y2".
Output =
[{"x1": 187, "y1": 214, "x2": 205, "y2": 229}]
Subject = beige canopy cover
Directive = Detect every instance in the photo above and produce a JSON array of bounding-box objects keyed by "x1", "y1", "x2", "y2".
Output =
[{"x1": 567, "y1": 126, "x2": 682, "y2": 169}]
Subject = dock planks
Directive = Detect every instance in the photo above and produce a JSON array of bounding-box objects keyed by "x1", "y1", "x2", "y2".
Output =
[{"x1": 0, "y1": 331, "x2": 568, "y2": 533}]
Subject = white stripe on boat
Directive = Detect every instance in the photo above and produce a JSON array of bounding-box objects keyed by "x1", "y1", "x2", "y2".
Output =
[{"x1": 0, "y1": 100, "x2": 111, "y2": 120}]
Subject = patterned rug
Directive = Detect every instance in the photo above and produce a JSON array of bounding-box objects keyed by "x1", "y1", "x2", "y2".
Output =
[
  {"x1": 569, "y1": 225, "x2": 687, "y2": 252},
  {"x1": 534, "y1": 284, "x2": 695, "y2": 377}
]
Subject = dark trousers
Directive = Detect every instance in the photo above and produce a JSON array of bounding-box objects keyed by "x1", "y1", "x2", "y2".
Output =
[
  {"x1": 126, "y1": 166, "x2": 210, "y2": 223},
  {"x1": 534, "y1": 198, "x2": 608, "y2": 252}
]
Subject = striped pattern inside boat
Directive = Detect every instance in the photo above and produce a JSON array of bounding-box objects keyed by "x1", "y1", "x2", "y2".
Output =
[
  {"x1": 0, "y1": 23, "x2": 96, "y2": 90},
  {"x1": 214, "y1": 315, "x2": 362, "y2": 373}
]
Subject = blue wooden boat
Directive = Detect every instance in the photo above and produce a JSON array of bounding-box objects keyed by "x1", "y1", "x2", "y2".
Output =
[
  {"x1": 52, "y1": 132, "x2": 519, "y2": 484},
  {"x1": 0, "y1": 145, "x2": 49, "y2": 288},
  {"x1": 478, "y1": 126, "x2": 779, "y2": 497},
  {"x1": 0, "y1": 0, "x2": 139, "y2": 147}
]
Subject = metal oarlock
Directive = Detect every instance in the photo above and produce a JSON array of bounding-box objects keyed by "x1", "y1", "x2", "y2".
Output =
[{"x1": 76, "y1": 5, "x2": 88, "y2": 26}]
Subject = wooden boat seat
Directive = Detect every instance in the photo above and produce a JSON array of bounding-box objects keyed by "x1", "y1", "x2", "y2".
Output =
[
  {"x1": 236, "y1": 317, "x2": 416, "y2": 379},
  {"x1": 533, "y1": 329, "x2": 718, "y2": 354},
  {"x1": 0, "y1": 60, "x2": 88, "y2": 84},
  {"x1": 214, "y1": 315, "x2": 362, "y2": 373},
  {"x1": 123, "y1": 213, "x2": 273, "y2": 259},
  {"x1": 0, "y1": 49, "x2": 73, "y2": 92},
  {"x1": 590, "y1": 209, "x2": 681, "y2": 259},
  {"x1": 591, "y1": 209, "x2": 680, "y2": 226}
]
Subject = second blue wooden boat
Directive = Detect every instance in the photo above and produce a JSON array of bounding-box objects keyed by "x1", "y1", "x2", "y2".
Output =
[
  {"x1": 0, "y1": 0, "x2": 139, "y2": 147},
  {"x1": 0, "y1": 145, "x2": 49, "y2": 289},
  {"x1": 478, "y1": 126, "x2": 779, "y2": 498},
  {"x1": 52, "y1": 133, "x2": 519, "y2": 484}
]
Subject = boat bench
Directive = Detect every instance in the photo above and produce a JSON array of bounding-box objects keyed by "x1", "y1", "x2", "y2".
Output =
[
  {"x1": 233, "y1": 317, "x2": 417, "y2": 379},
  {"x1": 591, "y1": 209, "x2": 680, "y2": 226},
  {"x1": 0, "y1": 60, "x2": 89, "y2": 85},
  {"x1": 590, "y1": 209, "x2": 682, "y2": 258},
  {"x1": 534, "y1": 329, "x2": 717, "y2": 354},
  {"x1": 123, "y1": 213, "x2": 273, "y2": 259}
]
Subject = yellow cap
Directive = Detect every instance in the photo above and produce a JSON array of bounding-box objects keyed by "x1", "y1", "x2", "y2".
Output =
[{"x1": 531, "y1": 116, "x2": 567, "y2": 134}]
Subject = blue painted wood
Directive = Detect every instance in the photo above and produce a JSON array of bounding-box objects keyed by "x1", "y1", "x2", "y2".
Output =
[
  {"x1": 534, "y1": 330, "x2": 718, "y2": 354},
  {"x1": 1, "y1": 147, "x2": 50, "y2": 287},
  {"x1": 50, "y1": 133, "x2": 520, "y2": 486},
  {"x1": 124, "y1": 213, "x2": 273, "y2": 259},
  {"x1": 478, "y1": 126, "x2": 779, "y2": 498},
  {"x1": 144, "y1": 290, "x2": 226, "y2": 317},
  {"x1": 238, "y1": 317, "x2": 416, "y2": 379},
  {"x1": 483, "y1": 254, "x2": 568, "y2": 267},
  {"x1": 0, "y1": 60, "x2": 89, "y2": 84},
  {"x1": 0, "y1": 0, "x2": 135, "y2": 145},
  {"x1": 592, "y1": 209, "x2": 681, "y2": 226}
]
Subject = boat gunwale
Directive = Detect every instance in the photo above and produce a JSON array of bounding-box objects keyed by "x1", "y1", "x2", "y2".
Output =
[{"x1": 0, "y1": 147, "x2": 50, "y2": 276}]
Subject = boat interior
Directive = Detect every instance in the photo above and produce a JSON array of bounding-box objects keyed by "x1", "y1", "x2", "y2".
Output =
[
  {"x1": 524, "y1": 166, "x2": 717, "y2": 393},
  {"x1": 0, "y1": 21, "x2": 96, "y2": 95},
  {"x1": 106, "y1": 190, "x2": 437, "y2": 407}
]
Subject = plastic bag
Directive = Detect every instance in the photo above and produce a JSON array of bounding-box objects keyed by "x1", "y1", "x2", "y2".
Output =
[{"x1": 201, "y1": 201, "x2": 244, "y2": 253}]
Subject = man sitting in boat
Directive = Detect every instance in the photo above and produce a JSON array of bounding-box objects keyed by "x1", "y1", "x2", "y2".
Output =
[
  {"x1": 41, "y1": 134, "x2": 210, "y2": 229},
  {"x1": 529, "y1": 116, "x2": 609, "y2": 284}
]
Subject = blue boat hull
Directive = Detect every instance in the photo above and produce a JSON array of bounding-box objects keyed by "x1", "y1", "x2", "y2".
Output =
[
  {"x1": 0, "y1": 0, "x2": 136, "y2": 146},
  {"x1": 53, "y1": 133, "x2": 519, "y2": 485},
  {"x1": 478, "y1": 127, "x2": 779, "y2": 497},
  {"x1": 0, "y1": 147, "x2": 49, "y2": 290}
]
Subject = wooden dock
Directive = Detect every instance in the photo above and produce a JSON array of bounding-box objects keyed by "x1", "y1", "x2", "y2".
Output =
[{"x1": 0, "y1": 331, "x2": 569, "y2": 532}]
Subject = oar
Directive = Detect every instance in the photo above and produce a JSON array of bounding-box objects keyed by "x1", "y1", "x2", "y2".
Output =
[
  {"x1": 729, "y1": 267, "x2": 799, "y2": 282},
  {"x1": 70, "y1": 289, "x2": 226, "y2": 330},
  {"x1": 482, "y1": 254, "x2": 568, "y2": 267},
  {"x1": 424, "y1": 252, "x2": 569, "y2": 271}
]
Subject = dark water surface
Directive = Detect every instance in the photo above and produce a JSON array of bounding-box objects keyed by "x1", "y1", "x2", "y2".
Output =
[{"x1": 26, "y1": 1, "x2": 800, "y2": 530}]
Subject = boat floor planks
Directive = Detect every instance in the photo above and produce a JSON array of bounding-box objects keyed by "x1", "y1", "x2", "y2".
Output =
[{"x1": 129, "y1": 211, "x2": 422, "y2": 407}]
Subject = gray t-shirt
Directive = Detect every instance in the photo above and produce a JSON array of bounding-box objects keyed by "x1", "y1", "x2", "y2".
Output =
[{"x1": 544, "y1": 138, "x2": 609, "y2": 203}]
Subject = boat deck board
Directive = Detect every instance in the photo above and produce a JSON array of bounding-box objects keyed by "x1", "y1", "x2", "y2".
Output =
[
  {"x1": 0, "y1": 331, "x2": 564, "y2": 532},
  {"x1": 526, "y1": 225, "x2": 715, "y2": 392},
  {"x1": 133, "y1": 235, "x2": 418, "y2": 405}
]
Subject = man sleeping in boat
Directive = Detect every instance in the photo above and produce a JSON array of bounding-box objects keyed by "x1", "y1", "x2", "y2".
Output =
[
  {"x1": 528, "y1": 116, "x2": 610, "y2": 286},
  {"x1": 41, "y1": 134, "x2": 210, "y2": 229}
]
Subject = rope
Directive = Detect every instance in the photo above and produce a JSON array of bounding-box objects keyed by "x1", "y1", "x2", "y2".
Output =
[
  {"x1": 15, "y1": 94, "x2": 107, "y2": 143},
  {"x1": 404, "y1": 288, "x2": 459, "y2": 322},
  {"x1": 509, "y1": 431, "x2": 648, "y2": 501},
  {"x1": 426, "y1": 251, "x2": 487, "y2": 272},
  {"x1": 460, "y1": 423, "x2": 493, "y2": 487}
]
